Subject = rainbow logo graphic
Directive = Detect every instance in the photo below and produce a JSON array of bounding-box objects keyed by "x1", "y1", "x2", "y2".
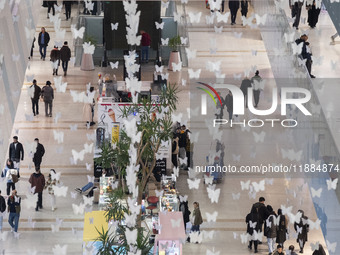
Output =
[{"x1": 196, "y1": 82, "x2": 223, "y2": 115}]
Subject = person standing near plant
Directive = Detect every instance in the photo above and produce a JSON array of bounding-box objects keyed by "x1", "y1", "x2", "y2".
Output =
[
  {"x1": 191, "y1": 202, "x2": 203, "y2": 232},
  {"x1": 140, "y1": 30, "x2": 151, "y2": 63},
  {"x1": 60, "y1": 41, "x2": 71, "y2": 76},
  {"x1": 7, "y1": 190, "x2": 21, "y2": 233},
  {"x1": 38, "y1": 27, "x2": 50, "y2": 61}
]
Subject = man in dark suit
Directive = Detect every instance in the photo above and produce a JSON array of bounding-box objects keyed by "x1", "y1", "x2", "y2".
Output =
[
  {"x1": 30, "y1": 79, "x2": 41, "y2": 116},
  {"x1": 33, "y1": 138, "x2": 45, "y2": 169},
  {"x1": 250, "y1": 197, "x2": 270, "y2": 238},
  {"x1": 9, "y1": 136, "x2": 24, "y2": 168}
]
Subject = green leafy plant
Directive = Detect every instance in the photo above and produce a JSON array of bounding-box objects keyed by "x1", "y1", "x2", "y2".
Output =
[
  {"x1": 168, "y1": 35, "x2": 181, "y2": 52},
  {"x1": 104, "y1": 188, "x2": 128, "y2": 222},
  {"x1": 84, "y1": 35, "x2": 98, "y2": 46},
  {"x1": 95, "y1": 226, "x2": 117, "y2": 255}
]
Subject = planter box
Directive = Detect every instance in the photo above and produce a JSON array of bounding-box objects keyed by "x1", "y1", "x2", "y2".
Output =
[{"x1": 168, "y1": 51, "x2": 181, "y2": 71}]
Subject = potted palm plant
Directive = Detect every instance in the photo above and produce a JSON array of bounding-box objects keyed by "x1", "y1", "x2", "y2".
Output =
[{"x1": 168, "y1": 35, "x2": 181, "y2": 71}]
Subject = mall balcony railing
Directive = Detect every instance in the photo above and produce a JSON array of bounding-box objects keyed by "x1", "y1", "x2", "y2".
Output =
[{"x1": 253, "y1": 0, "x2": 340, "y2": 174}]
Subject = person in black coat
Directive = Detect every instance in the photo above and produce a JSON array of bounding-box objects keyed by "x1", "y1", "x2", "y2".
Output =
[
  {"x1": 29, "y1": 37, "x2": 35, "y2": 60},
  {"x1": 240, "y1": 0, "x2": 248, "y2": 17},
  {"x1": 60, "y1": 41, "x2": 72, "y2": 76},
  {"x1": 47, "y1": 1, "x2": 57, "y2": 17},
  {"x1": 229, "y1": 0, "x2": 240, "y2": 25},
  {"x1": 290, "y1": 0, "x2": 304, "y2": 30},
  {"x1": 179, "y1": 200, "x2": 191, "y2": 228},
  {"x1": 276, "y1": 209, "x2": 288, "y2": 248},
  {"x1": 312, "y1": 244, "x2": 326, "y2": 255},
  {"x1": 9, "y1": 136, "x2": 24, "y2": 166},
  {"x1": 294, "y1": 210, "x2": 309, "y2": 253},
  {"x1": 33, "y1": 138, "x2": 45, "y2": 169},
  {"x1": 225, "y1": 90, "x2": 233, "y2": 120},
  {"x1": 63, "y1": 1, "x2": 72, "y2": 20},
  {"x1": 306, "y1": 0, "x2": 321, "y2": 29},
  {"x1": 30, "y1": 79, "x2": 41, "y2": 116},
  {"x1": 38, "y1": 27, "x2": 50, "y2": 61},
  {"x1": 295, "y1": 34, "x2": 315, "y2": 78},
  {"x1": 246, "y1": 207, "x2": 261, "y2": 253},
  {"x1": 240, "y1": 77, "x2": 252, "y2": 108},
  {"x1": 250, "y1": 197, "x2": 269, "y2": 234}
]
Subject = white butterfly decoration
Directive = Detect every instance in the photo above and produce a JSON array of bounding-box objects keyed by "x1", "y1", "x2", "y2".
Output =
[
  {"x1": 24, "y1": 27, "x2": 35, "y2": 40},
  {"x1": 326, "y1": 240, "x2": 337, "y2": 253},
  {"x1": 206, "y1": 13, "x2": 215, "y2": 24},
  {"x1": 291, "y1": 42, "x2": 303, "y2": 55},
  {"x1": 284, "y1": 32, "x2": 296, "y2": 43},
  {"x1": 54, "y1": 4, "x2": 62, "y2": 12},
  {"x1": 128, "y1": 197, "x2": 141, "y2": 215},
  {"x1": 52, "y1": 245, "x2": 68, "y2": 255},
  {"x1": 72, "y1": 203, "x2": 85, "y2": 215},
  {"x1": 326, "y1": 178, "x2": 338, "y2": 190},
  {"x1": 12, "y1": 54, "x2": 20, "y2": 62},
  {"x1": 310, "y1": 187, "x2": 322, "y2": 198},
  {"x1": 53, "y1": 130, "x2": 64, "y2": 144},
  {"x1": 188, "y1": 69, "x2": 201, "y2": 79},
  {"x1": 171, "y1": 218, "x2": 181, "y2": 228},
  {"x1": 124, "y1": 212, "x2": 137, "y2": 228},
  {"x1": 0, "y1": 231, "x2": 8, "y2": 241},
  {"x1": 240, "y1": 233, "x2": 249, "y2": 244},
  {"x1": 173, "y1": 12, "x2": 181, "y2": 23},
  {"x1": 308, "y1": 218, "x2": 321, "y2": 230},
  {"x1": 85, "y1": 0, "x2": 94, "y2": 11},
  {"x1": 161, "y1": 0, "x2": 169, "y2": 8},
  {"x1": 111, "y1": 22, "x2": 119, "y2": 30},
  {"x1": 242, "y1": 15, "x2": 254, "y2": 27},
  {"x1": 83, "y1": 42, "x2": 95, "y2": 54},
  {"x1": 287, "y1": 211, "x2": 302, "y2": 224},
  {"x1": 70, "y1": 191, "x2": 77, "y2": 199},
  {"x1": 253, "y1": 131, "x2": 266, "y2": 143},
  {"x1": 232, "y1": 154, "x2": 241, "y2": 162},
  {"x1": 281, "y1": 205, "x2": 293, "y2": 216},
  {"x1": 55, "y1": 29, "x2": 66, "y2": 40},
  {"x1": 155, "y1": 21, "x2": 164, "y2": 30},
  {"x1": 172, "y1": 61, "x2": 182, "y2": 72},
  {"x1": 202, "y1": 230, "x2": 215, "y2": 240},
  {"x1": 126, "y1": 228, "x2": 138, "y2": 245},
  {"x1": 69, "y1": 124, "x2": 78, "y2": 131},
  {"x1": 171, "y1": 112, "x2": 182, "y2": 123},
  {"x1": 234, "y1": 32, "x2": 243, "y2": 39},
  {"x1": 240, "y1": 180, "x2": 250, "y2": 190},
  {"x1": 252, "y1": 180, "x2": 265, "y2": 192},
  {"x1": 189, "y1": 231, "x2": 203, "y2": 243},
  {"x1": 206, "y1": 60, "x2": 221, "y2": 72},
  {"x1": 72, "y1": 149, "x2": 85, "y2": 163},
  {"x1": 179, "y1": 195, "x2": 188, "y2": 202},
  {"x1": 255, "y1": 13, "x2": 267, "y2": 25},
  {"x1": 214, "y1": 25, "x2": 223, "y2": 34},
  {"x1": 185, "y1": 48, "x2": 197, "y2": 59},
  {"x1": 84, "y1": 143, "x2": 94, "y2": 153},
  {"x1": 208, "y1": 0, "x2": 222, "y2": 10},
  {"x1": 310, "y1": 242, "x2": 320, "y2": 252},
  {"x1": 173, "y1": 166, "x2": 179, "y2": 177},
  {"x1": 161, "y1": 38, "x2": 169, "y2": 46},
  {"x1": 155, "y1": 189, "x2": 164, "y2": 198},
  {"x1": 181, "y1": 0, "x2": 188, "y2": 4},
  {"x1": 216, "y1": 11, "x2": 230, "y2": 23},
  {"x1": 123, "y1": 118, "x2": 142, "y2": 144},
  {"x1": 252, "y1": 230, "x2": 263, "y2": 241},
  {"x1": 207, "y1": 186, "x2": 220, "y2": 203},
  {"x1": 51, "y1": 224, "x2": 60, "y2": 233},
  {"x1": 281, "y1": 148, "x2": 303, "y2": 161},
  {"x1": 187, "y1": 178, "x2": 200, "y2": 189},
  {"x1": 155, "y1": 64, "x2": 164, "y2": 73},
  {"x1": 188, "y1": 12, "x2": 202, "y2": 23},
  {"x1": 109, "y1": 61, "x2": 119, "y2": 69},
  {"x1": 180, "y1": 37, "x2": 188, "y2": 45},
  {"x1": 87, "y1": 175, "x2": 95, "y2": 183},
  {"x1": 23, "y1": 193, "x2": 38, "y2": 209},
  {"x1": 12, "y1": 15, "x2": 20, "y2": 23},
  {"x1": 53, "y1": 185, "x2": 68, "y2": 197},
  {"x1": 54, "y1": 77, "x2": 67, "y2": 93},
  {"x1": 206, "y1": 211, "x2": 218, "y2": 222},
  {"x1": 232, "y1": 192, "x2": 241, "y2": 200}
]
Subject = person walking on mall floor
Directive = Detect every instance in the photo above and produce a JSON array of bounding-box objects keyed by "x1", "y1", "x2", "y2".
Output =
[
  {"x1": 0, "y1": 190, "x2": 6, "y2": 232},
  {"x1": 63, "y1": 1, "x2": 73, "y2": 20},
  {"x1": 290, "y1": 0, "x2": 304, "y2": 30},
  {"x1": 1, "y1": 159, "x2": 19, "y2": 196},
  {"x1": 273, "y1": 245, "x2": 285, "y2": 255},
  {"x1": 38, "y1": 27, "x2": 50, "y2": 61},
  {"x1": 240, "y1": 76, "x2": 252, "y2": 108},
  {"x1": 312, "y1": 244, "x2": 326, "y2": 255},
  {"x1": 295, "y1": 34, "x2": 315, "y2": 78},
  {"x1": 60, "y1": 41, "x2": 71, "y2": 76},
  {"x1": 251, "y1": 70, "x2": 263, "y2": 107},
  {"x1": 41, "y1": 81, "x2": 54, "y2": 117},
  {"x1": 47, "y1": 1, "x2": 57, "y2": 18},
  {"x1": 246, "y1": 206, "x2": 261, "y2": 253},
  {"x1": 29, "y1": 167, "x2": 46, "y2": 212},
  {"x1": 190, "y1": 202, "x2": 203, "y2": 233},
  {"x1": 171, "y1": 132, "x2": 179, "y2": 168},
  {"x1": 32, "y1": 138, "x2": 45, "y2": 169},
  {"x1": 44, "y1": 169, "x2": 59, "y2": 211},
  {"x1": 240, "y1": 0, "x2": 248, "y2": 17},
  {"x1": 294, "y1": 209, "x2": 309, "y2": 253},
  {"x1": 229, "y1": 0, "x2": 240, "y2": 25},
  {"x1": 9, "y1": 136, "x2": 24, "y2": 169},
  {"x1": 7, "y1": 190, "x2": 21, "y2": 233},
  {"x1": 306, "y1": 0, "x2": 321, "y2": 29},
  {"x1": 179, "y1": 199, "x2": 191, "y2": 229},
  {"x1": 83, "y1": 87, "x2": 96, "y2": 126},
  {"x1": 178, "y1": 125, "x2": 189, "y2": 168},
  {"x1": 50, "y1": 46, "x2": 61, "y2": 76},
  {"x1": 276, "y1": 209, "x2": 288, "y2": 248},
  {"x1": 30, "y1": 79, "x2": 41, "y2": 116},
  {"x1": 29, "y1": 37, "x2": 35, "y2": 60},
  {"x1": 225, "y1": 90, "x2": 234, "y2": 120},
  {"x1": 140, "y1": 30, "x2": 151, "y2": 63},
  {"x1": 251, "y1": 197, "x2": 269, "y2": 236},
  {"x1": 288, "y1": 245, "x2": 298, "y2": 255},
  {"x1": 265, "y1": 205, "x2": 278, "y2": 255}
]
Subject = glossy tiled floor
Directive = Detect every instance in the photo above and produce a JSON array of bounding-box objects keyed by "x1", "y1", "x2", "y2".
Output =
[{"x1": 1, "y1": 1, "x2": 340, "y2": 255}]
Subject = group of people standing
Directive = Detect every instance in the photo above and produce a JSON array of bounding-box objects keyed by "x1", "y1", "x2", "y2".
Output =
[
  {"x1": 246, "y1": 197, "x2": 326, "y2": 254},
  {"x1": 207, "y1": 0, "x2": 250, "y2": 25},
  {"x1": 289, "y1": 0, "x2": 322, "y2": 30}
]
